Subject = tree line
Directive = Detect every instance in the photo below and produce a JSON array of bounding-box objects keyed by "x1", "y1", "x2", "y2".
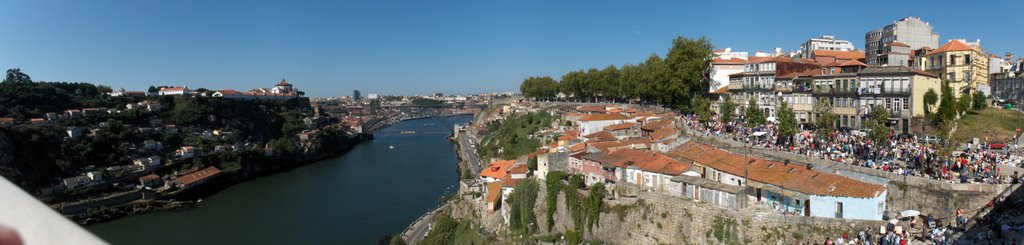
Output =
[{"x1": 519, "y1": 36, "x2": 715, "y2": 113}]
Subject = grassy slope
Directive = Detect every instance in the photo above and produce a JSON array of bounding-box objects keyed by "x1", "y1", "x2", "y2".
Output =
[{"x1": 954, "y1": 108, "x2": 1023, "y2": 143}]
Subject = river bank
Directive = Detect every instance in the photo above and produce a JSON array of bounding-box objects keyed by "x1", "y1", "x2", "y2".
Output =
[
  {"x1": 88, "y1": 115, "x2": 472, "y2": 244},
  {"x1": 66, "y1": 132, "x2": 374, "y2": 226}
]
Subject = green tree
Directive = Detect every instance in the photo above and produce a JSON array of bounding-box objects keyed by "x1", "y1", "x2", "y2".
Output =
[
  {"x1": 147, "y1": 86, "x2": 158, "y2": 93},
  {"x1": 96, "y1": 85, "x2": 113, "y2": 94},
  {"x1": 692, "y1": 96, "x2": 713, "y2": 123},
  {"x1": 3, "y1": 68, "x2": 32, "y2": 84},
  {"x1": 923, "y1": 88, "x2": 938, "y2": 115},
  {"x1": 719, "y1": 94, "x2": 737, "y2": 124},
  {"x1": 814, "y1": 99, "x2": 837, "y2": 137},
  {"x1": 506, "y1": 180, "x2": 539, "y2": 235},
  {"x1": 776, "y1": 98, "x2": 797, "y2": 145},
  {"x1": 936, "y1": 81, "x2": 958, "y2": 124},
  {"x1": 865, "y1": 105, "x2": 890, "y2": 144},
  {"x1": 957, "y1": 90, "x2": 972, "y2": 114},
  {"x1": 745, "y1": 97, "x2": 765, "y2": 126},
  {"x1": 585, "y1": 182, "x2": 606, "y2": 232},
  {"x1": 662, "y1": 36, "x2": 714, "y2": 111},
  {"x1": 520, "y1": 76, "x2": 559, "y2": 99},
  {"x1": 973, "y1": 91, "x2": 987, "y2": 111}
]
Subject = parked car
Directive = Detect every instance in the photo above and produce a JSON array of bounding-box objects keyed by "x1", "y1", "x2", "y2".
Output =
[{"x1": 989, "y1": 141, "x2": 1006, "y2": 150}]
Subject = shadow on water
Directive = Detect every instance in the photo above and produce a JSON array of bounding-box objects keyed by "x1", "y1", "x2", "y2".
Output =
[{"x1": 954, "y1": 183, "x2": 1024, "y2": 244}]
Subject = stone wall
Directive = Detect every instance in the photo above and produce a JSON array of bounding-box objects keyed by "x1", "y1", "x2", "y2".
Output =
[{"x1": 449, "y1": 178, "x2": 885, "y2": 244}]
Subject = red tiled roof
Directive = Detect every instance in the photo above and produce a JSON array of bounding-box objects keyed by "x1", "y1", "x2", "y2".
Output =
[
  {"x1": 924, "y1": 40, "x2": 977, "y2": 56},
  {"x1": 583, "y1": 130, "x2": 617, "y2": 142},
  {"x1": 812, "y1": 50, "x2": 866, "y2": 60},
  {"x1": 175, "y1": 166, "x2": 221, "y2": 187},
  {"x1": 559, "y1": 130, "x2": 580, "y2": 141},
  {"x1": 578, "y1": 113, "x2": 628, "y2": 122},
  {"x1": 509, "y1": 164, "x2": 530, "y2": 175},
  {"x1": 890, "y1": 41, "x2": 910, "y2": 47},
  {"x1": 218, "y1": 89, "x2": 243, "y2": 95},
  {"x1": 568, "y1": 143, "x2": 586, "y2": 152},
  {"x1": 0, "y1": 118, "x2": 13, "y2": 123},
  {"x1": 641, "y1": 119, "x2": 673, "y2": 131},
  {"x1": 480, "y1": 160, "x2": 515, "y2": 179},
  {"x1": 838, "y1": 60, "x2": 868, "y2": 67},
  {"x1": 650, "y1": 127, "x2": 677, "y2": 141},
  {"x1": 610, "y1": 149, "x2": 690, "y2": 176},
  {"x1": 486, "y1": 182, "x2": 502, "y2": 204},
  {"x1": 711, "y1": 86, "x2": 731, "y2": 95},
  {"x1": 711, "y1": 57, "x2": 751, "y2": 64},
  {"x1": 668, "y1": 142, "x2": 885, "y2": 198},
  {"x1": 576, "y1": 106, "x2": 606, "y2": 113},
  {"x1": 603, "y1": 122, "x2": 637, "y2": 131}
]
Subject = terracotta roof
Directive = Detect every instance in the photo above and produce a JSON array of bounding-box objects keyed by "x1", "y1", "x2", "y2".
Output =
[
  {"x1": 641, "y1": 119, "x2": 673, "y2": 131},
  {"x1": 588, "y1": 138, "x2": 652, "y2": 153},
  {"x1": 568, "y1": 143, "x2": 586, "y2": 152},
  {"x1": 486, "y1": 182, "x2": 502, "y2": 204},
  {"x1": 30, "y1": 118, "x2": 45, "y2": 123},
  {"x1": 578, "y1": 113, "x2": 628, "y2": 122},
  {"x1": 0, "y1": 118, "x2": 13, "y2": 123},
  {"x1": 603, "y1": 122, "x2": 637, "y2": 131},
  {"x1": 710, "y1": 86, "x2": 730, "y2": 95},
  {"x1": 582, "y1": 152, "x2": 627, "y2": 168},
  {"x1": 509, "y1": 164, "x2": 532, "y2": 175},
  {"x1": 175, "y1": 166, "x2": 221, "y2": 187},
  {"x1": 140, "y1": 174, "x2": 161, "y2": 181},
  {"x1": 480, "y1": 160, "x2": 515, "y2": 179},
  {"x1": 159, "y1": 87, "x2": 190, "y2": 92},
  {"x1": 650, "y1": 127, "x2": 677, "y2": 141},
  {"x1": 576, "y1": 106, "x2": 606, "y2": 113},
  {"x1": 890, "y1": 41, "x2": 910, "y2": 47},
  {"x1": 218, "y1": 89, "x2": 244, "y2": 95},
  {"x1": 500, "y1": 178, "x2": 520, "y2": 187},
  {"x1": 610, "y1": 149, "x2": 690, "y2": 175},
  {"x1": 583, "y1": 131, "x2": 617, "y2": 142},
  {"x1": 924, "y1": 40, "x2": 977, "y2": 56},
  {"x1": 812, "y1": 50, "x2": 866, "y2": 60},
  {"x1": 276, "y1": 79, "x2": 291, "y2": 86},
  {"x1": 559, "y1": 130, "x2": 580, "y2": 141},
  {"x1": 668, "y1": 142, "x2": 885, "y2": 198},
  {"x1": 838, "y1": 60, "x2": 868, "y2": 67}
]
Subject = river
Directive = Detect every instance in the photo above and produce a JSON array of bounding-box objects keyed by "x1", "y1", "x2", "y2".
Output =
[{"x1": 87, "y1": 115, "x2": 473, "y2": 244}]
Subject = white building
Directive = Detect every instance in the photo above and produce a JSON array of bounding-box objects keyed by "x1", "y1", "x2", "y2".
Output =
[
  {"x1": 575, "y1": 113, "x2": 631, "y2": 136},
  {"x1": 800, "y1": 35, "x2": 856, "y2": 59},
  {"x1": 176, "y1": 146, "x2": 196, "y2": 159},
  {"x1": 158, "y1": 87, "x2": 193, "y2": 96}
]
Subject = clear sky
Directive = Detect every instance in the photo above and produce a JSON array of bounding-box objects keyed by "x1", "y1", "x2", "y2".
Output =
[{"x1": 1, "y1": 0, "x2": 1021, "y2": 97}]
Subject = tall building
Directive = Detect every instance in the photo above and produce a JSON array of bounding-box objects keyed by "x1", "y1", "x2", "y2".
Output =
[
  {"x1": 919, "y1": 39, "x2": 990, "y2": 98},
  {"x1": 800, "y1": 35, "x2": 856, "y2": 59},
  {"x1": 353, "y1": 90, "x2": 361, "y2": 100},
  {"x1": 865, "y1": 17, "x2": 940, "y2": 66}
]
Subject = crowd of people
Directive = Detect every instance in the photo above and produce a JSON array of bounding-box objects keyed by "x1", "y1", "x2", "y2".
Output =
[{"x1": 683, "y1": 114, "x2": 1023, "y2": 184}]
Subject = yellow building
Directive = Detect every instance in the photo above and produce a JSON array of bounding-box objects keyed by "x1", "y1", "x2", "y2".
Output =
[{"x1": 919, "y1": 40, "x2": 989, "y2": 98}]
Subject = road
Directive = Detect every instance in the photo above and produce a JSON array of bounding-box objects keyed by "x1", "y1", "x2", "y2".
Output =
[
  {"x1": 459, "y1": 131, "x2": 483, "y2": 174},
  {"x1": 402, "y1": 203, "x2": 448, "y2": 244}
]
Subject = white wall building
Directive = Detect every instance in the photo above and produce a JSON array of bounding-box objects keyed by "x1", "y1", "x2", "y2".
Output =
[{"x1": 800, "y1": 35, "x2": 856, "y2": 59}]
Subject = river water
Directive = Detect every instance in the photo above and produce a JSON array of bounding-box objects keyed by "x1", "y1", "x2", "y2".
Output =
[{"x1": 87, "y1": 115, "x2": 472, "y2": 244}]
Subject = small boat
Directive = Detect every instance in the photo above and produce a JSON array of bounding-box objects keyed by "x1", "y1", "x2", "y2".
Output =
[
  {"x1": 400, "y1": 130, "x2": 416, "y2": 134},
  {"x1": 197, "y1": 198, "x2": 203, "y2": 203},
  {"x1": 389, "y1": 145, "x2": 395, "y2": 149}
]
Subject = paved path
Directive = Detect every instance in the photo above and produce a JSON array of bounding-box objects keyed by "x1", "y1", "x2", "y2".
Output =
[{"x1": 401, "y1": 203, "x2": 448, "y2": 244}]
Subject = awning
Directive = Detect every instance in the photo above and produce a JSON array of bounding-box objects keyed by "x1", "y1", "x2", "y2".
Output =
[{"x1": 751, "y1": 131, "x2": 768, "y2": 137}]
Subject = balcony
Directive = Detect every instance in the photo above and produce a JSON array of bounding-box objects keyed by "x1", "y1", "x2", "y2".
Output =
[
  {"x1": 858, "y1": 87, "x2": 911, "y2": 96},
  {"x1": 727, "y1": 83, "x2": 743, "y2": 91}
]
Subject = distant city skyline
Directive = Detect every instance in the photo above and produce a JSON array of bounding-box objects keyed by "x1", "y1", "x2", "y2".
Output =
[{"x1": 1, "y1": 1, "x2": 1022, "y2": 97}]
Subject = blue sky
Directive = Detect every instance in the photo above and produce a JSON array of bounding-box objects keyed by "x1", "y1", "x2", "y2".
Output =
[{"x1": 1, "y1": 1, "x2": 1021, "y2": 97}]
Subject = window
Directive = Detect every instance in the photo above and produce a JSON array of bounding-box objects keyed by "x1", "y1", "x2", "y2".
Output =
[
  {"x1": 903, "y1": 98, "x2": 910, "y2": 110},
  {"x1": 949, "y1": 72, "x2": 957, "y2": 82},
  {"x1": 965, "y1": 54, "x2": 972, "y2": 64}
]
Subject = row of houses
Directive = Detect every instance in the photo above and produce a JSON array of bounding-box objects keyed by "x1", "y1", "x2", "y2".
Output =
[{"x1": 520, "y1": 105, "x2": 887, "y2": 220}]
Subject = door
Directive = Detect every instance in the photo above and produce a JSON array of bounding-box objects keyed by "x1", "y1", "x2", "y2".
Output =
[
  {"x1": 756, "y1": 188, "x2": 762, "y2": 202},
  {"x1": 805, "y1": 200, "x2": 810, "y2": 217},
  {"x1": 835, "y1": 202, "x2": 844, "y2": 219}
]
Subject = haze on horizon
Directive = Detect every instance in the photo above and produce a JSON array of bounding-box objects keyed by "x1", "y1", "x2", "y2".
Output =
[{"x1": 1, "y1": 0, "x2": 1021, "y2": 97}]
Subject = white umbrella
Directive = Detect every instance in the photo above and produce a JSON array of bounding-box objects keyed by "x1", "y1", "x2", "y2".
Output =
[{"x1": 901, "y1": 210, "x2": 920, "y2": 217}]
